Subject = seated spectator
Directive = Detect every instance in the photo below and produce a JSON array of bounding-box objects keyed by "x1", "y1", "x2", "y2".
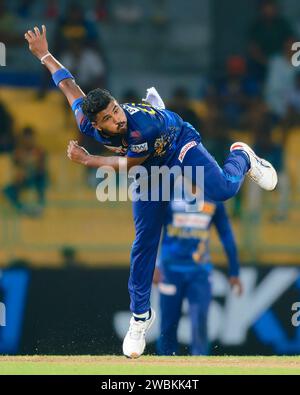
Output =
[
  {"x1": 287, "y1": 72, "x2": 300, "y2": 113},
  {"x1": 93, "y1": 0, "x2": 110, "y2": 22},
  {"x1": 252, "y1": 108, "x2": 284, "y2": 177},
  {"x1": 60, "y1": 39, "x2": 106, "y2": 93},
  {"x1": 201, "y1": 95, "x2": 231, "y2": 165},
  {"x1": 17, "y1": 0, "x2": 35, "y2": 18},
  {"x1": 113, "y1": 0, "x2": 143, "y2": 24},
  {"x1": 217, "y1": 55, "x2": 260, "y2": 129},
  {"x1": 40, "y1": 1, "x2": 105, "y2": 98},
  {"x1": 44, "y1": 0, "x2": 59, "y2": 19},
  {"x1": 255, "y1": 127, "x2": 287, "y2": 222},
  {"x1": 60, "y1": 246, "x2": 83, "y2": 268},
  {"x1": 248, "y1": 0, "x2": 294, "y2": 83},
  {"x1": 199, "y1": 90, "x2": 242, "y2": 219},
  {"x1": 54, "y1": 2, "x2": 99, "y2": 55},
  {"x1": 3, "y1": 127, "x2": 47, "y2": 216},
  {"x1": 202, "y1": 84, "x2": 247, "y2": 218},
  {"x1": 8, "y1": 258, "x2": 30, "y2": 269},
  {"x1": 121, "y1": 88, "x2": 140, "y2": 104},
  {"x1": 243, "y1": 97, "x2": 288, "y2": 221},
  {"x1": 168, "y1": 87, "x2": 201, "y2": 131},
  {"x1": 0, "y1": 0, "x2": 22, "y2": 46},
  {"x1": 0, "y1": 100, "x2": 15, "y2": 154},
  {"x1": 150, "y1": 0, "x2": 168, "y2": 27},
  {"x1": 284, "y1": 73, "x2": 300, "y2": 128}
]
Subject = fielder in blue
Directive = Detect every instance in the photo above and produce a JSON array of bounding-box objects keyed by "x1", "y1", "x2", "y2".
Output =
[
  {"x1": 25, "y1": 25, "x2": 277, "y2": 359},
  {"x1": 154, "y1": 179, "x2": 242, "y2": 356}
]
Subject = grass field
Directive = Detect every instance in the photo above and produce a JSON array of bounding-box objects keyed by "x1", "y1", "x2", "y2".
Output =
[{"x1": 0, "y1": 356, "x2": 299, "y2": 375}]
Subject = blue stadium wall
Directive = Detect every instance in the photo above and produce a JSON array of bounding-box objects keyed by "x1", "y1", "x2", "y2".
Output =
[{"x1": 0, "y1": 266, "x2": 300, "y2": 355}]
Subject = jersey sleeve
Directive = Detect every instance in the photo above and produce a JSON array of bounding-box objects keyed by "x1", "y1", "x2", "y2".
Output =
[
  {"x1": 71, "y1": 98, "x2": 103, "y2": 143},
  {"x1": 212, "y1": 202, "x2": 240, "y2": 277}
]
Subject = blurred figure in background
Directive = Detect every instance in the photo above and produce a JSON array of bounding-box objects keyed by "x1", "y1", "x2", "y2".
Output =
[
  {"x1": 198, "y1": 86, "x2": 228, "y2": 162},
  {"x1": 285, "y1": 72, "x2": 300, "y2": 128},
  {"x1": 16, "y1": 0, "x2": 35, "y2": 18},
  {"x1": 113, "y1": 0, "x2": 143, "y2": 25},
  {"x1": 60, "y1": 246, "x2": 83, "y2": 268},
  {"x1": 263, "y1": 37, "x2": 296, "y2": 220},
  {"x1": 154, "y1": 177, "x2": 242, "y2": 356},
  {"x1": 60, "y1": 39, "x2": 106, "y2": 93},
  {"x1": 44, "y1": 0, "x2": 59, "y2": 20},
  {"x1": 93, "y1": 0, "x2": 110, "y2": 22},
  {"x1": 150, "y1": 0, "x2": 168, "y2": 27},
  {"x1": 121, "y1": 88, "x2": 140, "y2": 104},
  {"x1": 0, "y1": 0, "x2": 22, "y2": 46},
  {"x1": 248, "y1": 0, "x2": 294, "y2": 83},
  {"x1": 197, "y1": 85, "x2": 245, "y2": 217},
  {"x1": 40, "y1": 1, "x2": 105, "y2": 97},
  {"x1": 53, "y1": 2, "x2": 99, "y2": 55},
  {"x1": 244, "y1": 98, "x2": 288, "y2": 221},
  {"x1": 217, "y1": 55, "x2": 260, "y2": 130},
  {"x1": 3, "y1": 127, "x2": 47, "y2": 216},
  {"x1": 168, "y1": 87, "x2": 201, "y2": 132},
  {"x1": 264, "y1": 38, "x2": 297, "y2": 121},
  {"x1": 0, "y1": 100, "x2": 15, "y2": 154}
]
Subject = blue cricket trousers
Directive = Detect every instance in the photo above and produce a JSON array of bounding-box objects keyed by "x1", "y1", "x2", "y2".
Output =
[
  {"x1": 157, "y1": 268, "x2": 212, "y2": 356},
  {"x1": 129, "y1": 140, "x2": 249, "y2": 314}
]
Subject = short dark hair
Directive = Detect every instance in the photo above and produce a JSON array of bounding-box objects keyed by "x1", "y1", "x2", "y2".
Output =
[{"x1": 81, "y1": 88, "x2": 115, "y2": 122}]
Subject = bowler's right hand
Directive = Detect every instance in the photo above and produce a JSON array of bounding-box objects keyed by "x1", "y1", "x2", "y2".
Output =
[
  {"x1": 24, "y1": 25, "x2": 49, "y2": 60},
  {"x1": 67, "y1": 140, "x2": 90, "y2": 166}
]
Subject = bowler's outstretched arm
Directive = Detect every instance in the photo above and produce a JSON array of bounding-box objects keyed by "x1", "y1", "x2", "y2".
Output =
[{"x1": 25, "y1": 25, "x2": 84, "y2": 106}]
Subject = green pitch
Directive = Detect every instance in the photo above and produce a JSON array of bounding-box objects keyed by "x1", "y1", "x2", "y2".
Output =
[{"x1": 0, "y1": 356, "x2": 299, "y2": 375}]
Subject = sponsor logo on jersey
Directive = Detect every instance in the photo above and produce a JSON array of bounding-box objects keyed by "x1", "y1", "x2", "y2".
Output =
[
  {"x1": 122, "y1": 104, "x2": 140, "y2": 115},
  {"x1": 130, "y1": 142, "x2": 148, "y2": 153},
  {"x1": 178, "y1": 141, "x2": 197, "y2": 163},
  {"x1": 154, "y1": 134, "x2": 172, "y2": 157},
  {"x1": 166, "y1": 224, "x2": 209, "y2": 239},
  {"x1": 173, "y1": 212, "x2": 211, "y2": 229},
  {"x1": 130, "y1": 130, "x2": 142, "y2": 139}
]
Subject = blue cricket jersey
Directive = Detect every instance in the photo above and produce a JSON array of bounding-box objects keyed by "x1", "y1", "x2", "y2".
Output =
[
  {"x1": 71, "y1": 99, "x2": 201, "y2": 169},
  {"x1": 158, "y1": 197, "x2": 240, "y2": 276}
]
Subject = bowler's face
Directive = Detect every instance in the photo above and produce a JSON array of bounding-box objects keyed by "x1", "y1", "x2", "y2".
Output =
[{"x1": 92, "y1": 100, "x2": 127, "y2": 135}]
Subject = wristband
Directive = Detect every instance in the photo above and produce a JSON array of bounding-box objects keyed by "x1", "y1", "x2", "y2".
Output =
[
  {"x1": 40, "y1": 52, "x2": 51, "y2": 64},
  {"x1": 52, "y1": 68, "x2": 74, "y2": 86}
]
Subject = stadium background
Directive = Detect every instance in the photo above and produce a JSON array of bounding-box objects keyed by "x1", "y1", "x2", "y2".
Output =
[{"x1": 0, "y1": 0, "x2": 300, "y2": 356}]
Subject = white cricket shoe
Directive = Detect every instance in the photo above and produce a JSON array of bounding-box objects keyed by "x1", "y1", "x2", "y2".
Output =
[
  {"x1": 122, "y1": 310, "x2": 156, "y2": 359},
  {"x1": 230, "y1": 142, "x2": 278, "y2": 191}
]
